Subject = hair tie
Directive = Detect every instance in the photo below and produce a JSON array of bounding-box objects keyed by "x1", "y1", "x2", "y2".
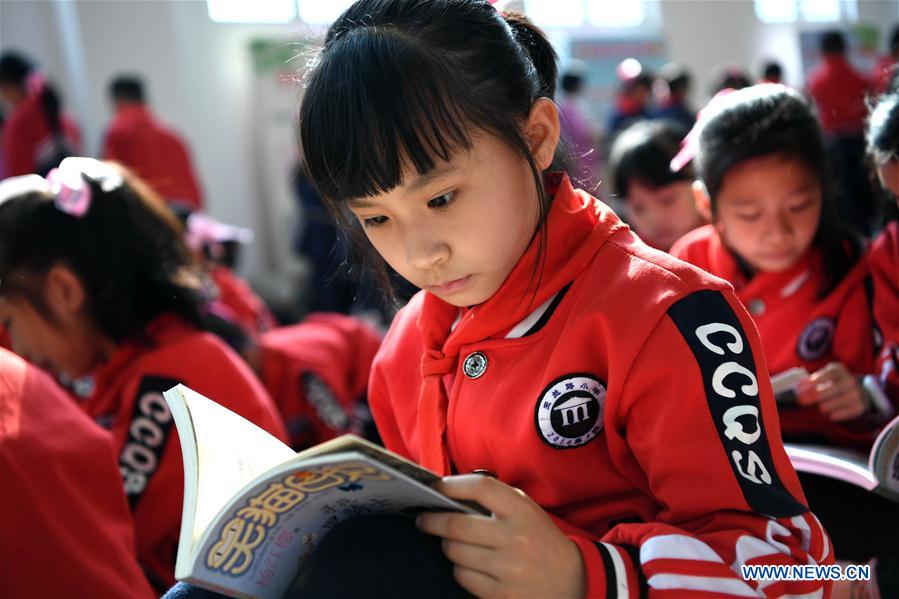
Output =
[{"x1": 25, "y1": 71, "x2": 46, "y2": 97}]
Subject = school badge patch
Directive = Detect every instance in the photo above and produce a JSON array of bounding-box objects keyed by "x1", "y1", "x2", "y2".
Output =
[
  {"x1": 796, "y1": 317, "x2": 835, "y2": 362},
  {"x1": 534, "y1": 373, "x2": 605, "y2": 449}
]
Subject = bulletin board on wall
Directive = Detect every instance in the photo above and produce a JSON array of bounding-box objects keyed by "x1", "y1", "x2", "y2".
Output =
[
  {"x1": 248, "y1": 37, "x2": 316, "y2": 306},
  {"x1": 568, "y1": 35, "x2": 668, "y2": 125}
]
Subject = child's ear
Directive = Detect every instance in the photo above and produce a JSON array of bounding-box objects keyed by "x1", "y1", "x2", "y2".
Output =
[
  {"x1": 525, "y1": 98, "x2": 561, "y2": 171},
  {"x1": 44, "y1": 265, "x2": 87, "y2": 322},
  {"x1": 692, "y1": 180, "x2": 713, "y2": 222}
]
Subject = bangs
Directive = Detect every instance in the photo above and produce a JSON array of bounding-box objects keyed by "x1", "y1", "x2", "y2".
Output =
[{"x1": 300, "y1": 28, "x2": 475, "y2": 202}]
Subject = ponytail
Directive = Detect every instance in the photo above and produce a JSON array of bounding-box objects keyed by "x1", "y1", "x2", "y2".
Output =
[{"x1": 502, "y1": 11, "x2": 557, "y2": 100}]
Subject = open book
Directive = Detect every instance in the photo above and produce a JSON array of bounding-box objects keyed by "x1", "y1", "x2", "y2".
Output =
[
  {"x1": 785, "y1": 413, "x2": 899, "y2": 503},
  {"x1": 163, "y1": 384, "x2": 486, "y2": 599}
]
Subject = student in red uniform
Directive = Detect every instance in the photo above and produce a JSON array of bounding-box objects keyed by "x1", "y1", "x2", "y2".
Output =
[
  {"x1": 0, "y1": 347, "x2": 155, "y2": 598},
  {"x1": 246, "y1": 312, "x2": 383, "y2": 450},
  {"x1": 0, "y1": 51, "x2": 81, "y2": 177},
  {"x1": 807, "y1": 31, "x2": 877, "y2": 235},
  {"x1": 282, "y1": 2, "x2": 834, "y2": 597},
  {"x1": 183, "y1": 211, "x2": 278, "y2": 338},
  {"x1": 608, "y1": 119, "x2": 706, "y2": 252},
  {"x1": 867, "y1": 86, "x2": 899, "y2": 405},
  {"x1": 670, "y1": 84, "x2": 889, "y2": 450},
  {"x1": 0, "y1": 158, "x2": 287, "y2": 591},
  {"x1": 103, "y1": 76, "x2": 204, "y2": 210}
]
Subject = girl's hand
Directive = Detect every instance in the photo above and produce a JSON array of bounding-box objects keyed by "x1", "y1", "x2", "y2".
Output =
[
  {"x1": 416, "y1": 474, "x2": 585, "y2": 598},
  {"x1": 797, "y1": 362, "x2": 869, "y2": 422}
]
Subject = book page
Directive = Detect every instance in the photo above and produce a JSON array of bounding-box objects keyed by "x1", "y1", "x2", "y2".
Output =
[
  {"x1": 869, "y1": 414, "x2": 899, "y2": 494},
  {"x1": 186, "y1": 451, "x2": 483, "y2": 599},
  {"x1": 771, "y1": 367, "x2": 808, "y2": 408},
  {"x1": 785, "y1": 444, "x2": 877, "y2": 491},
  {"x1": 164, "y1": 385, "x2": 296, "y2": 572}
]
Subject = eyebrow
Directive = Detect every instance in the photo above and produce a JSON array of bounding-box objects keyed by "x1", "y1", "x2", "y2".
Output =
[{"x1": 346, "y1": 163, "x2": 457, "y2": 209}]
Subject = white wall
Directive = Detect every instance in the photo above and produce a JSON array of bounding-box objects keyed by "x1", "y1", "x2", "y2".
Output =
[
  {"x1": 2, "y1": 0, "x2": 897, "y2": 296},
  {"x1": 1, "y1": 0, "x2": 317, "y2": 302}
]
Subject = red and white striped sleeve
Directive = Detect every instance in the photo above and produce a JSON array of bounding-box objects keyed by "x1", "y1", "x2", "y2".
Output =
[{"x1": 572, "y1": 289, "x2": 834, "y2": 598}]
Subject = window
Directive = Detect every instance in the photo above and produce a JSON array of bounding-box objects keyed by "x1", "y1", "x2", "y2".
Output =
[
  {"x1": 297, "y1": 1, "x2": 355, "y2": 25},
  {"x1": 207, "y1": 0, "x2": 296, "y2": 23},
  {"x1": 799, "y1": 0, "x2": 841, "y2": 22},
  {"x1": 525, "y1": 0, "x2": 654, "y2": 28},
  {"x1": 587, "y1": 0, "x2": 644, "y2": 27},
  {"x1": 754, "y1": 0, "x2": 797, "y2": 23},
  {"x1": 754, "y1": 0, "x2": 858, "y2": 24},
  {"x1": 208, "y1": 0, "x2": 655, "y2": 27},
  {"x1": 526, "y1": 0, "x2": 586, "y2": 28}
]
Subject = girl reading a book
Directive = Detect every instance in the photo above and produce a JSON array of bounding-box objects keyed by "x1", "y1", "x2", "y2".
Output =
[
  {"x1": 867, "y1": 84, "x2": 899, "y2": 407},
  {"x1": 670, "y1": 85, "x2": 889, "y2": 451},
  {"x1": 276, "y1": 2, "x2": 836, "y2": 597},
  {"x1": 0, "y1": 158, "x2": 287, "y2": 592}
]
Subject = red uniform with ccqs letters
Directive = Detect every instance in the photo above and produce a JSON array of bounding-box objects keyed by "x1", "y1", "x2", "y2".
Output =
[
  {"x1": 671, "y1": 224, "x2": 879, "y2": 449},
  {"x1": 371, "y1": 174, "x2": 833, "y2": 599},
  {"x1": 71, "y1": 313, "x2": 287, "y2": 590}
]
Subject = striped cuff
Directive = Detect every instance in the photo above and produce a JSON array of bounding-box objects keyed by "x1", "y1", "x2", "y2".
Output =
[{"x1": 569, "y1": 535, "x2": 644, "y2": 599}]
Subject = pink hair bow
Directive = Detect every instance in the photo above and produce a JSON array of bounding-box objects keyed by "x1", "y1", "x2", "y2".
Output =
[
  {"x1": 26, "y1": 72, "x2": 46, "y2": 97},
  {"x1": 669, "y1": 88, "x2": 737, "y2": 173},
  {"x1": 670, "y1": 84, "x2": 790, "y2": 173},
  {"x1": 0, "y1": 157, "x2": 123, "y2": 217},
  {"x1": 185, "y1": 212, "x2": 254, "y2": 253}
]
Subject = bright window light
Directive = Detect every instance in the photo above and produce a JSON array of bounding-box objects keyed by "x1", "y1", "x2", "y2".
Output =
[
  {"x1": 297, "y1": 0, "x2": 356, "y2": 25},
  {"x1": 799, "y1": 0, "x2": 841, "y2": 22},
  {"x1": 587, "y1": 0, "x2": 644, "y2": 27},
  {"x1": 207, "y1": 0, "x2": 296, "y2": 23},
  {"x1": 525, "y1": 0, "x2": 586, "y2": 28},
  {"x1": 754, "y1": 0, "x2": 798, "y2": 23}
]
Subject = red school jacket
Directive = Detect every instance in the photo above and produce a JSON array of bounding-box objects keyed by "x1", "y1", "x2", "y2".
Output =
[
  {"x1": 671, "y1": 224, "x2": 879, "y2": 448},
  {"x1": 72, "y1": 313, "x2": 288, "y2": 589},
  {"x1": 257, "y1": 313, "x2": 382, "y2": 450},
  {"x1": 0, "y1": 348, "x2": 155, "y2": 598},
  {"x1": 371, "y1": 178, "x2": 832, "y2": 598},
  {"x1": 211, "y1": 265, "x2": 278, "y2": 338},
  {"x1": 869, "y1": 221, "x2": 899, "y2": 403},
  {"x1": 103, "y1": 104, "x2": 204, "y2": 209},
  {"x1": 2, "y1": 91, "x2": 81, "y2": 177},
  {"x1": 807, "y1": 54, "x2": 869, "y2": 136}
]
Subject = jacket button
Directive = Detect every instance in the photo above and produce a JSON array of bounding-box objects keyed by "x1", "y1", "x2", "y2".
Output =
[
  {"x1": 748, "y1": 298, "x2": 765, "y2": 316},
  {"x1": 463, "y1": 352, "x2": 488, "y2": 379}
]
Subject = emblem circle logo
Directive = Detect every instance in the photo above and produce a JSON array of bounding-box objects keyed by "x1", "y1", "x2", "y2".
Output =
[{"x1": 535, "y1": 374, "x2": 605, "y2": 449}]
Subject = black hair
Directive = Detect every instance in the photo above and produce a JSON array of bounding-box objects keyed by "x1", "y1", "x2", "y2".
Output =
[
  {"x1": 891, "y1": 25, "x2": 899, "y2": 55},
  {"x1": 623, "y1": 73, "x2": 653, "y2": 94},
  {"x1": 867, "y1": 85, "x2": 899, "y2": 223},
  {"x1": 762, "y1": 61, "x2": 783, "y2": 81},
  {"x1": 609, "y1": 119, "x2": 693, "y2": 198},
  {"x1": 0, "y1": 51, "x2": 31, "y2": 87},
  {"x1": 820, "y1": 30, "x2": 846, "y2": 55},
  {"x1": 695, "y1": 85, "x2": 859, "y2": 297},
  {"x1": 867, "y1": 87, "x2": 899, "y2": 166},
  {"x1": 0, "y1": 167, "x2": 204, "y2": 344},
  {"x1": 660, "y1": 63, "x2": 690, "y2": 96},
  {"x1": 711, "y1": 65, "x2": 752, "y2": 94},
  {"x1": 299, "y1": 0, "x2": 559, "y2": 303},
  {"x1": 109, "y1": 76, "x2": 145, "y2": 104},
  {"x1": 561, "y1": 72, "x2": 583, "y2": 94},
  {"x1": 0, "y1": 51, "x2": 65, "y2": 140}
]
